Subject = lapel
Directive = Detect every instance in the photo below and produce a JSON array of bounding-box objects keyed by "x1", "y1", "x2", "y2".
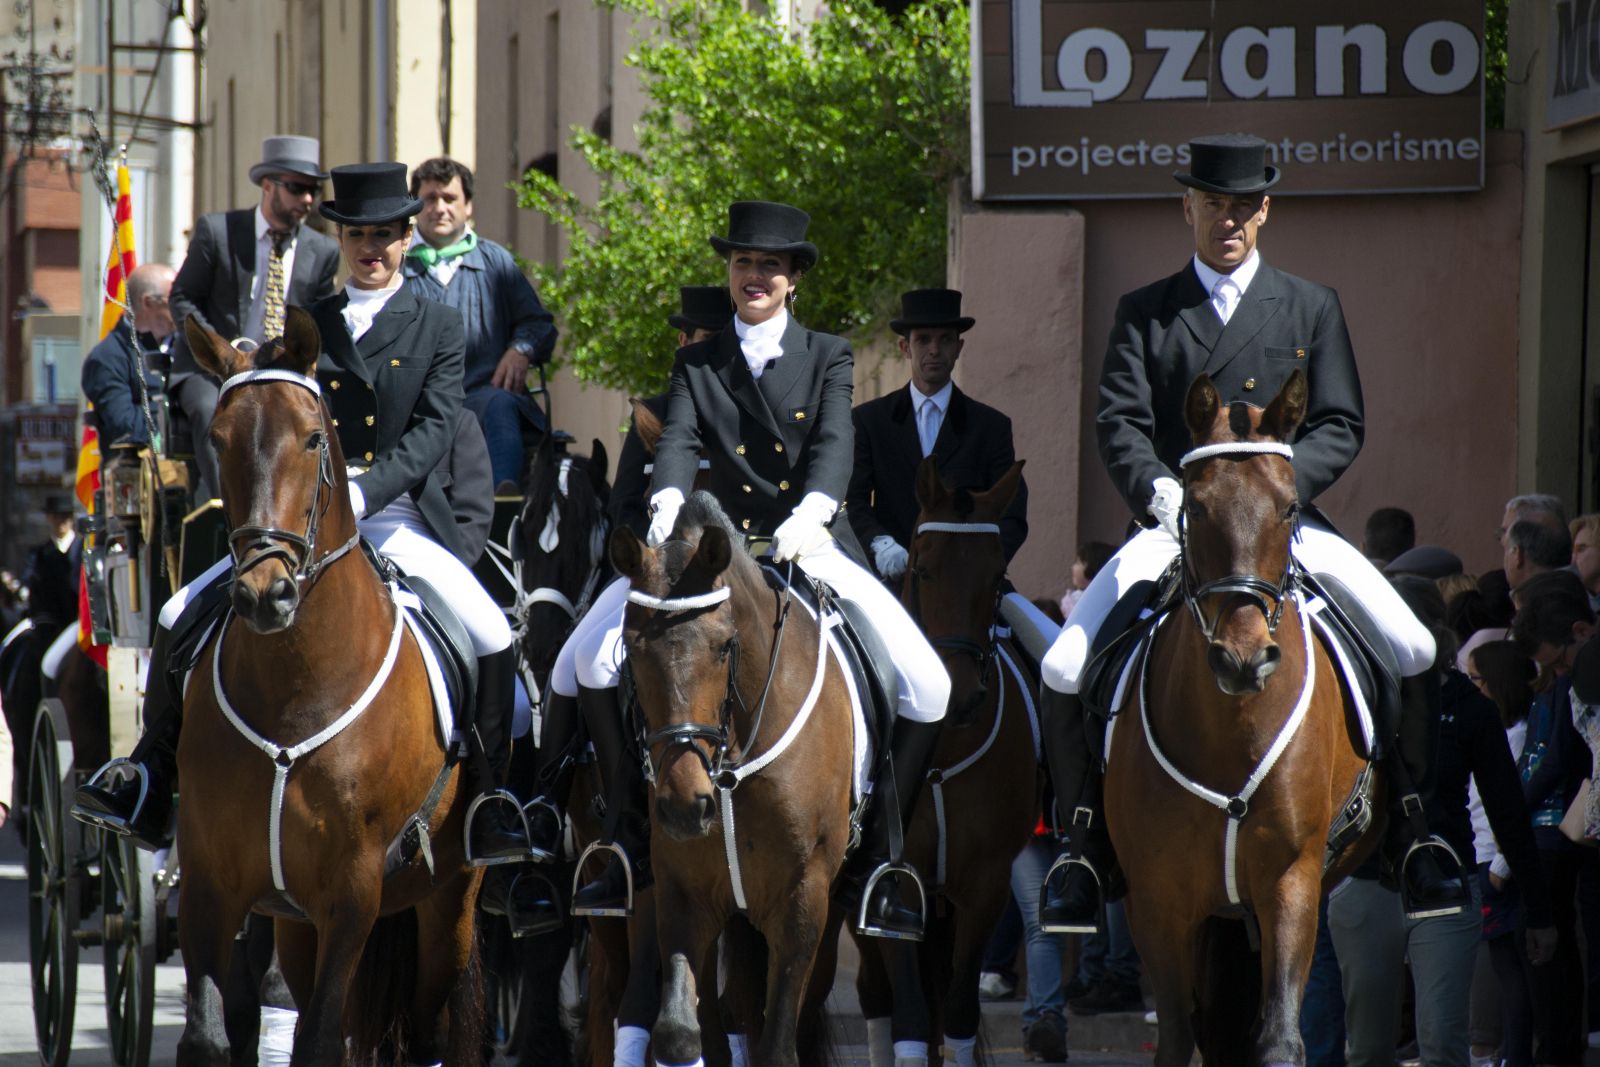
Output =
[
  {"x1": 932, "y1": 386, "x2": 967, "y2": 465},
  {"x1": 314, "y1": 294, "x2": 371, "y2": 383},
  {"x1": 714, "y1": 326, "x2": 784, "y2": 441},
  {"x1": 226, "y1": 209, "x2": 257, "y2": 328},
  {"x1": 287, "y1": 227, "x2": 324, "y2": 302},
  {"x1": 358, "y1": 285, "x2": 420, "y2": 364},
  {"x1": 1173, "y1": 260, "x2": 1222, "y2": 355},
  {"x1": 752, "y1": 316, "x2": 812, "y2": 414},
  {"x1": 889, "y1": 385, "x2": 924, "y2": 468},
  {"x1": 1201, "y1": 260, "x2": 1284, "y2": 378}
]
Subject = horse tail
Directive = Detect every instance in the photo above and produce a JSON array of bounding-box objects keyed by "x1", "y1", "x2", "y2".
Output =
[
  {"x1": 348, "y1": 908, "x2": 420, "y2": 1066},
  {"x1": 1193, "y1": 915, "x2": 1260, "y2": 1065}
]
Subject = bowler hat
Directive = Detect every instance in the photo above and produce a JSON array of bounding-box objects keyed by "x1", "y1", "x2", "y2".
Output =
[
  {"x1": 709, "y1": 201, "x2": 818, "y2": 272},
  {"x1": 668, "y1": 286, "x2": 734, "y2": 334},
  {"x1": 319, "y1": 163, "x2": 424, "y2": 226},
  {"x1": 249, "y1": 135, "x2": 330, "y2": 185},
  {"x1": 890, "y1": 288, "x2": 975, "y2": 336},
  {"x1": 1175, "y1": 134, "x2": 1280, "y2": 196}
]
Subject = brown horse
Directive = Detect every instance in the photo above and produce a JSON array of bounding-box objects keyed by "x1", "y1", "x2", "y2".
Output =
[
  {"x1": 1105, "y1": 370, "x2": 1378, "y2": 1065},
  {"x1": 611, "y1": 491, "x2": 854, "y2": 1067},
  {"x1": 853, "y1": 458, "x2": 1040, "y2": 1066},
  {"x1": 173, "y1": 310, "x2": 482, "y2": 1065}
]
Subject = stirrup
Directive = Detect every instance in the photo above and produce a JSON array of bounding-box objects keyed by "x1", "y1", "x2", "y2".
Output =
[
  {"x1": 1400, "y1": 835, "x2": 1468, "y2": 920},
  {"x1": 71, "y1": 758, "x2": 149, "y2": 836},
  {"x1": 522, "y1": 796, "x2": 564, "y2": 864},
  {"x1": 570, "y1": 840, "x2": 634, "y2": 917},
  {"x1": 464, "y1": 790, "x2": 532, "y2": 867},
  {"x1": 1039, "y1": 852, "x2": 1102, "y2": 935},
  {"x1": 855, "y1": 860, "x2": 927, "y2": 943},
  {"x1": 506, "y1": 869, "x2": 566, "y2": 939}
]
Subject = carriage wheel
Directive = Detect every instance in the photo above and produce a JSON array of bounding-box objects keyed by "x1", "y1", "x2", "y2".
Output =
[
  {"x1": 27, "y1": 699, "x2": 81, "y2": 1067},
  {"x1": 102, "y1": 834, "x2": 157, "y2": 1067}
]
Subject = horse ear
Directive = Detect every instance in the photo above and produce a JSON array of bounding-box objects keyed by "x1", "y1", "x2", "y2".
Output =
[
  {"x1": 630, "y1": 397, "x2": 664, "y2": 455},
  {"x1": 695, "y1": 524, "x2": 733, "y2": 578},
  {"x1": 588, "y1": 438, "x2": 610, "y2": 491},
  {"x1": 1185, "y1": 374, "x2": 1221, "y2": 443},
  {"x1": 275, "y1": 306, "x2": 321, "y2": 376},
  {"x1": 915, "y1": 455, "x2": 948, "y2": 511},
  {"x1": 184, "y1": 316, "x2": 245, "y2": 381},
  {"x1": 974, "y1": 459, "x2": 1026, "y2": 517},
  {"x1": 1259, "y1": 369, "x2": 1308, "y2": 442},
  {"x1": 610, "y1": 525, "x2": 646, "y2": 580}
]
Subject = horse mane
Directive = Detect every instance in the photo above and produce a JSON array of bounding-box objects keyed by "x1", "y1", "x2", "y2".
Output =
[
  {"x1": 521, "y1": 447, "x2": 609, "y2": 577},
  {"x1": 667, "y1": 490, "x2": 760, "y2": 589},
  {"x1": 1226, "y1": 402, "x2": 1253, "y2": 441}
]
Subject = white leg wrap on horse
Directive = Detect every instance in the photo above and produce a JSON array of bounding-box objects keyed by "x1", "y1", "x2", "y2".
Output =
[
  {"x1": 256, "y1": 1006, "x2": 297, "y2": 1067},
  {"x1": 893, "y1": 1039, "x2": 930, "y2": 1067},
  {"x1": 945, "y1": 1034, "x2": 978, "y2": 1067},
  {"x1": 866, "y1": 1017, "x2": 895, "y2": 1067},
  {"x1": 653, "y1": 1061, "x2": 703, "y2": 1067},
  {"x1": 614, "y1": 1024, "x2": 650, "y2": 1067},
  {"x1": 727, "y1": 1032, "x2": 749, "y2": 1067}
]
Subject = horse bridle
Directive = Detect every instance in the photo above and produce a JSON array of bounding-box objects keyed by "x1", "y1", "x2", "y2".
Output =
[
  {"x1": 634, "y1": 554, "x2": 794, "y2": 791},
  {"x1": 217, "y1": 369, "x2": 359, "y2": 588},
  {"x1": 905, "y1": 520, "x2": 1005, "y2": 686},
  {"x1": 514, "y1": 456, "x2": 611, "y2": 626},
  {"x1": 1177, "y1": 441, "x2": 1299, "y2": 643}
]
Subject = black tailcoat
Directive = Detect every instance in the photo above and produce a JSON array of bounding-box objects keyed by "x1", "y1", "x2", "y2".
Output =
[
  {"x1": 847, "y1": 383, "x2": 1028, "y2": 568},
  {"x1": 1098, "y1": 257, "x2": 1363, "y2": 518},
  {"x1": 650, "y1": 317, "x2": 865, "y2": 563}
]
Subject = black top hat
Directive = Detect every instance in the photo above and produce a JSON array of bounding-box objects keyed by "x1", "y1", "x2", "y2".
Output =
[
  {"x1": 41, "y1": 491, "x2": 74, "y2": 515},
  {"x1": 1175, "y1": 134, "x2": 1280, "y2": 196},
  {"x1": 668, "y1": 286, "x2": 734, "y2": 334},
  {"x1": 891, "y1": 288, "x2": 975, "y2": 335},
  {"x1": 319, "y1": 163, "x2": 424, "y2": 226},
  {"x1": 709, "y1": 201, "x2": 818, "y2": 271}
]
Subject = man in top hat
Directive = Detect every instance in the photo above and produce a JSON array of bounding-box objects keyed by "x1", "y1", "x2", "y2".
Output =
[
  {"x1": 168, "y1": 135, "x2": 342, "y2": 498},
  {"x1": 403, "y1": 157, "x2": 558, "y2": 491},
  {"x1": 1035, "y1": 133, "x2": 1466, "y2": 935},
  {"x1": 847, "y1": 288, "x2": 1028, "y2": 582}
]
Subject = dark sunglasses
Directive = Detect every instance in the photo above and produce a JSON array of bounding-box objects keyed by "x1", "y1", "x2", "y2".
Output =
[{"x1": 269, "y1": 176, "x2": 321, "y2": 198}]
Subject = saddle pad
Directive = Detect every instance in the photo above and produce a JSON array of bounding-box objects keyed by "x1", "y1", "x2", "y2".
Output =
[
  {"x1": 393, "y1": 592, "x2": 460, "y2": 749},
  {"x1": 392, "y1": 573, "x2": 478, "y2": 721}
]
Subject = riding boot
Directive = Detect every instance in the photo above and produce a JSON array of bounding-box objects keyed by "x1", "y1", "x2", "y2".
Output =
[
  {"x1": 71, "y1": 623, "x2": 179, "y2": 849},
  {"x1": 1038, "y1": 685, "x2": 1112, "y2": 935},
  {"x1": 466, "y1": 647, "x2": 532, "y2": 866},
  {"x1": 524, "y1": 689, "x2": 582, "y2": 863},
  {"x1": 1384, "y1": 671, "x2": 1469, "y2": 919},
  {"x1": 572, "y1": 684, "x2": 654, "y2": 915},
  {"x1": 838, "y1": 716, "x2": 943, "y2": 941}
]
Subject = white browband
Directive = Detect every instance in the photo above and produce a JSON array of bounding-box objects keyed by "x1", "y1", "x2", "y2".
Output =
[
  {"x1": 219, "y1": 369, "x2": 323, "y2": 400},
  {"x1": 1179, "y1": 442, "x2": 1293, "y2": 467},
  {"x1": 627, "y1": 586, "x2": 732, "y2": 612},
  {"x1": 916, "y1": 521, "x2": 1001, "y2": 536}
]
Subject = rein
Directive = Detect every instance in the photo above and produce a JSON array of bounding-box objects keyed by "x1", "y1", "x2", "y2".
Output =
[{"x1": 906, "y1": 520, "x2": 1004, "y2": 683}]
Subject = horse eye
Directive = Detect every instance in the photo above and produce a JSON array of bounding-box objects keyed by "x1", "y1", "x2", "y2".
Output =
[
  {"x1": 306, "y1": 431, "x2": 324, "y2": 451},
  {"x1": 1188, "y1": 501, "x2": 1208, "y2": 522},
  {"x1": 1284, "y1": 502, "x2": 1300, "y2": 521}
]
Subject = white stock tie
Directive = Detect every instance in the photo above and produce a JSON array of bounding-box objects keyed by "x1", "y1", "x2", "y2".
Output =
[
  {"x1": 917, "y1": 399, "x2": 941, "y2": 457},
  {"x1": 1211, "y1": 276, "x2": 1240, "y2": 325}
]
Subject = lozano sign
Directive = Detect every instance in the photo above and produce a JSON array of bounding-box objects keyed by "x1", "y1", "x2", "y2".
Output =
[{"x1": 972, "y1": 0, "x2": 1486, "y2": 199}]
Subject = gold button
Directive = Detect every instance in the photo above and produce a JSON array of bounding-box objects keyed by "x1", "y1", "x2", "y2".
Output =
[
  {"x1": 736, "y1": 444, "x2": 746, "y2": 455},
  {"x1": 794, "y1": 411, "x2": 806, "y2": 420},
  {"x1": 390, "y1": 359, "x2": 401, "y2": 367},
  {"x1": 364, "y1": 415, "x2": 375, "y2": 426},
  {"x1": 742, "y1": 484, "x2": 752, "y2": 493},
  {"x1": 1243, "y1": 378, "x2": 1257, "y2": 390},
  {"x1": 774, "y1": 443, "x2": 784, "y2": 453},
  {"x1": 364, "y1": 451, "x2": 374, "y2": 461},
  {"x1": 779, "y1": 480, "x2": 790, "y2": 491},
  {"x1": 329, "y1": 379, "x2": 341, "y2": 390},
  {"x1": 741, "y1": 518, "x2": 751, "y2": 530},
  {"x1": 332, "y1": 418, "x2": 339, "y2": 427},
  {"x1": 1296, "y1": 348, "x2": 1306, "y2": 358}
]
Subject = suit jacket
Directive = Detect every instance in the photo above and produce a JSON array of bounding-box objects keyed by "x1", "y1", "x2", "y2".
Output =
[
  {"x1": 1098, "y1": 257, "x2": 1363, "y2": 518},
  {"x1": 169, "y1": 208, "x2": 340, "y2": 384},
  {"x1": 442, "y1": 410, "x2": 494, "y2": 566},
  {"x1": 612, "y1": 394, "x2": 666, "y2": 540},
  {"x1": 651, "y1": 318, "x2": 865, "y2": 563},
  {"x1": 307, "y1": 286, "x2": 470, "y2": 562},
  {"x1": 79, "y1": 321, "x2": 168, "y2": 446},
  {"x1": 847, "y1": 384, "x2": 1028, "y2": 568}
]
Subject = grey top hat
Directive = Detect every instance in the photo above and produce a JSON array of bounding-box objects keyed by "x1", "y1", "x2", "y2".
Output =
[{"x1": 249, "y1": 135, "x2": 330, "y2": 185}]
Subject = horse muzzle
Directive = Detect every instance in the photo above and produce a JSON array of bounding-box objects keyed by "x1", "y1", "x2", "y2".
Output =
[
  {"x1": 1207, "y1": 641, "x2": 1281, "y2": 695},
  {"x1": 655, "y1": 791, "x2": 716, "y2": 841},
  {"x1": 232, "y1": 575, "x2": 300, "y2": 634}
]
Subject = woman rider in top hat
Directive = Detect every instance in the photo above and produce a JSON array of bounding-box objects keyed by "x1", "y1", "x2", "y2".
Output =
[
  {"x1": 74, "y1": 163, "x2": 528, "y2": 866},
  {"x1": 643, "y1": 201, "x2": 951, "y2": 940}
]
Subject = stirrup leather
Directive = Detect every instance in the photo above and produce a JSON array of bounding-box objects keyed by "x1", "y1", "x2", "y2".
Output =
[
  {"x1": 506, "y1": 869, "x2": 565, "y2": 939},
  {"x1": 72, "y1": 757, "x2": 150, "y2": 836},
  {"x1": 855, "y1": 860, "x2": 928, "y2": 943},
  {"x1": 521, "y1": 796, "x2": 564, "y2": 864},
  {"x1": 1400, "y1": 834, "x2": 1468, "y2": 920},
  {"x1": 570, "y1": 840, "x2": 635, "y2": 917},
  {"x1": 1039, "y1": 852, "x2": 1103, "y2": 935},
  {"x1": 464, "y1": 789, "x2": 531, "y2": 867}
]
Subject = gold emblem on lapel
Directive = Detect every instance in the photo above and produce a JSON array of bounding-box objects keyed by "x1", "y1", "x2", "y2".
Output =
[{"x1": 390, "y1": 359, "x2": 401, "y2": 367}]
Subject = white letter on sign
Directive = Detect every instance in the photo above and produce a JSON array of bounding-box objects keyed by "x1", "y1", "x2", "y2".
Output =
[
  {"x1": 1011, "y1": 0, "x2": 1092, "y2": 107},
  {"x1": 1220, "y1": 26, "x2": 1296, "y2": 99},
  {"x1": 1057, "y1": 28, "x2": 1133, "y2": 102},
  {"x1": 1145, "y1": 29, "x2": 1208, "y2": 99},
  {"x1": 1402, "y1": 20, "x2": 1479, "y2": 95},
  {"x1": 1314, "y1": 25, "x2": 1387, "y2": 96}
]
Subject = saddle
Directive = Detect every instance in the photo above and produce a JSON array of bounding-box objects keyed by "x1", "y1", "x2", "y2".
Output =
[{"x1": 1079, "y1": 566, "x2": 1179, "y2": 724}]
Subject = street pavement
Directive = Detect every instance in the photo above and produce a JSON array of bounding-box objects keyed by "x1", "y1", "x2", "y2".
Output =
[{"x1": 0, "y1": 828, "x2": 1153, "y2": 1066}]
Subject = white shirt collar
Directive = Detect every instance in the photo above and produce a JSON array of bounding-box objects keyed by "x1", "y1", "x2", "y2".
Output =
[
  {"x1": 341, "y1": 275, "x2": 405, "y2": 340},
  {"x1": 910, "y1": 380, "x2": 953, "y2": 413},
  {"x1": 732, "y1": 308, "x2": 788, "y2": 345},
  {"x1": 1191, "y1": 250, "x2": 1261, "y2": 298}
]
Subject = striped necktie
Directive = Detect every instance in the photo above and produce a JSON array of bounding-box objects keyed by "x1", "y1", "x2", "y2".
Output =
[{"x1": 262, "y1": 230, "x2": 291, "y2": 340}]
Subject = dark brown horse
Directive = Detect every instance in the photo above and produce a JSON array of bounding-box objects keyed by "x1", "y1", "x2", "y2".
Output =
[
  {"x1": 1105, "y1": 370, "x2": 1378, "y2": 1065},
  {"x1": 173, "y1": 310, "x2": 482, "y2": 1066},
  {"x1": 612, "y1": 491, "x2": 854, "y2": 1067},
  {"x1": 854, "y1": 458, "x2": 1040, "y2": 1066}
]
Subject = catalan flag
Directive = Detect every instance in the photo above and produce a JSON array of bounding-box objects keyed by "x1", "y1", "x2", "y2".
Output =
[{"x1": 98, "y1": 161, "x2": 136, "y2": 339}]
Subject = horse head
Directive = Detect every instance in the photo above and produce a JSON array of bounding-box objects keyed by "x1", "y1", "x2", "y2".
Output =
[
  {"x1": 186, "y1": 307, "x2": 351, "y2": 634},
  {"x1": 517, "y1": 434, "x2": 611, "y2": 681},
  {"x1": 1180, "y1": 369, "x2": 1307, "y2": 696},
  {"x1": 611, "y1": 492, "x2": 743, "y2": 842},
  {"x1": 905, "y1": 457, "x2": 1025, "y2": 725}
]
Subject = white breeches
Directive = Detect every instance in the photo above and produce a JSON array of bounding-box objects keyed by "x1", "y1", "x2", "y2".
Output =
[
  {"x1": 1041, "y1": 523, "x2": 1436, "y2": 695},
  {"x1": 158, "y1": 497, "x2": 511, "y2": 657},
  {"x1": 552, "y1": 575, "x2": 632, "y2": 696}
]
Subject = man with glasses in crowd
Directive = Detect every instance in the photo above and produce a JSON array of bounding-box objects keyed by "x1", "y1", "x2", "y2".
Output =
[{"x1": 167, "y1": 135, "x2": 341, "y2": 496}]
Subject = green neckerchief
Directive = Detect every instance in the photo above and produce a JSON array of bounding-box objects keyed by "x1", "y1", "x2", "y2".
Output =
[{"x1": 407, "y1": 228, "x2": 478, "y2": 267}]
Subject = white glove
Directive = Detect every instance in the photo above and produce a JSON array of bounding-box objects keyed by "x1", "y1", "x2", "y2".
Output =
[
  {"x1": 871, "y1": 535, "x2": 909, "y2": 580},
  {"x1": 646, "y1": 488, "x2": 685, "y2": 547},
  {"x1": 347, "y1": 478, "x2": 367, "y2": 520},
  {"x1": 1148, "y1": 476, "x2": 1182, "y2": 541},
  {"x1": 773, "y1": 492, "x2": 837, "y2": 563}
]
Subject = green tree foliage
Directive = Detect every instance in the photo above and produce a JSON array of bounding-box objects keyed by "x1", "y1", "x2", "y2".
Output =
[
  {"x1": 518, "y1": 0, "x2": 970, "y2": 394},
  {"x1": 1485, "y1": 0, "x2": 1508, "y2": 129}
]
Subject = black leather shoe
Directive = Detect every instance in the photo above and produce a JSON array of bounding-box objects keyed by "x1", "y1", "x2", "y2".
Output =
[
  {"x1": 72, "y1": 768, "x2": 172, "y2": 851},
  {"x1": 467, "y1": 795, "x2": 531, "y2": 867},
  {"x1": 1399, "y1": 837, "x2": 1469, "y2": 919},
  {"x1": 859, "y1": 871, "x2": 924, "y2": 940},
  {"x1": 1040, "y1": 852, "x2": 1103, "y2": 935},
  {"x1": 505, "y1": 869, "x2": 565, "y2": 939},
  {"x1": 572, "y1": 849, "x2": 651, "y2": 916},
  {"x1": 524, "y1": 798, "x2": 564, "y2": 863}
]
